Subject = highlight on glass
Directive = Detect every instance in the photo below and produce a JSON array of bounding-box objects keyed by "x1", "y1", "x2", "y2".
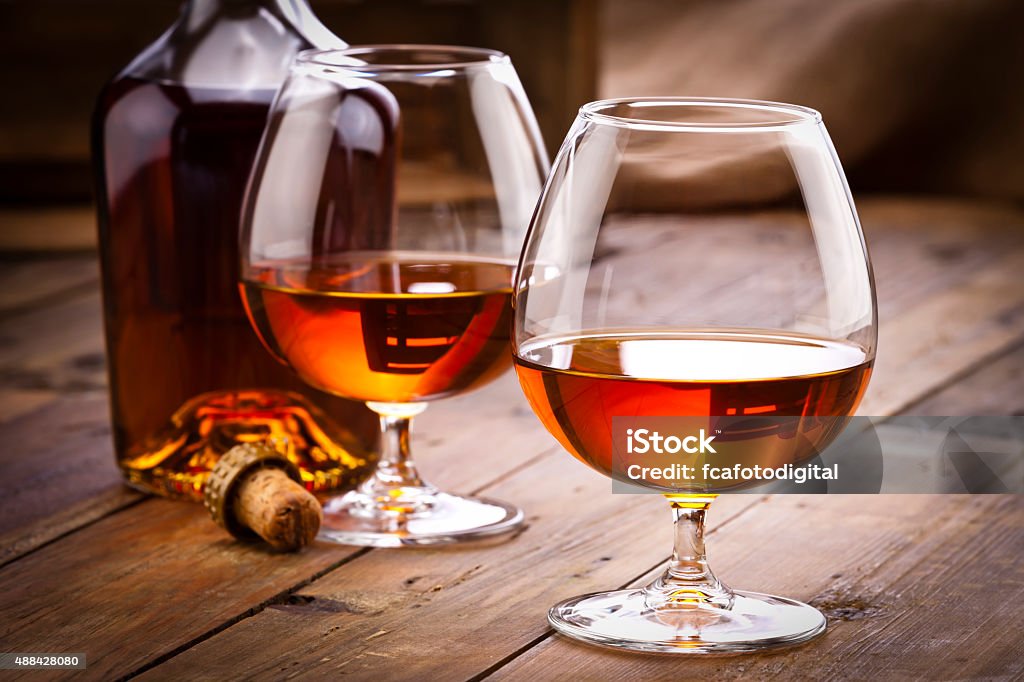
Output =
[
  {"x1": 513, "y1": 97, "x2": 876, "y2": 652},
  {"x1": 240, "y1": 45, "x2": 549, "y2": 546}
]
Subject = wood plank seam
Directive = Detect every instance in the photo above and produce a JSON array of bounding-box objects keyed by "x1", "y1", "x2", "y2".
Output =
[
  {"x1": 891, "y1": 335, "x2": 1024, "y2": 415},
  {"x1": 475, "y1": 364, "x2": 1021, "y2": 678},
  {"x1": 0, "y1": 275, "x2": 100, "y2": 324},
  {"x1": 794, "y1": 495, "x2": 1018, "y2": 680},
  {"x1": 468, "y1": 495, "x2": 777, "y2": 682},
  {"x1": 119, "y1": 547, "x2": 374, "y2": 682},
  {"x1": 0, "y1": 493, "x2": 146, "y2": 570},
  {"x1": 129, "y1": 454, "x2": 767, "y2": 680},
  {"x1": 117, "y1": 446, "x2": 577, "y2": 678},
  {"x1": 467, "y1": 631, "x2": 554, "y2": 682},
  {"x1": 127, "y1": 247, "x2": 1024, "y2": 676},
  {"x1": 466, "y1": 445, "x2": 562, "y2": 495},
  {"x1": 486, "y1": 494, "x2": 1020, "y2": 681}
]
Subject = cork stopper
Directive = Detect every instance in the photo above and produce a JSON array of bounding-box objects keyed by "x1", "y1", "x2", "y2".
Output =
[{"x1": 204, "y1": 443, "x2": 322, "y2": 551}]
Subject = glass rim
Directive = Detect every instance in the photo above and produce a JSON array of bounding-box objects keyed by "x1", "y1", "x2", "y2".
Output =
[
  {"x1": 295, "y1": 44, "x2": 510, "y2": 73},
  {"x1": 579, "y1": 97, "x2": 824, "y2": 132}
]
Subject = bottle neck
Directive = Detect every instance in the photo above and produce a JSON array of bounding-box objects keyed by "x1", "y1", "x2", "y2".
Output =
[
  {"x1": 181, "y1": 0, "x2": 345, "y2": 50},
  {"x1": 183, "y1": 0, "x2": 310, "y2": 17},
  {"x1": 117, "y1": 0, "x2": 347, "y2": 87}
]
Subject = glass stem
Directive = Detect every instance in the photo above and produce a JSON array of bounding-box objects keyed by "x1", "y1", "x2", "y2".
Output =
[
  {"x1": 357, "y1": 402, "x2": 434, "y2": 513},
  {"x1": 644, "y1": 496, "x2": 734, "y2": 610},
  {"x1": 375, "y1": 412, "x2": 425, "y2": 489}
]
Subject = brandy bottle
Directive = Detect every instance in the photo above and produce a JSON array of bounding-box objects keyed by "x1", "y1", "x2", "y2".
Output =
[{"x1": 92, "y1": 0, "x2": 378, "y2": 499}]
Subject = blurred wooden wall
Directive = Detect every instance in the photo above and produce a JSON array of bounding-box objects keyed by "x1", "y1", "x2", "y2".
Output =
[{"x1": 0, "y1": 0, "x2": 597, "y2": 206}]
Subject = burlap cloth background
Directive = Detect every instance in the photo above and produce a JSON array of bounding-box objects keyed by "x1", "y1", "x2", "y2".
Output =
[{"x1": 600, "y1": 0, "x2": 1024, "y2": 208}]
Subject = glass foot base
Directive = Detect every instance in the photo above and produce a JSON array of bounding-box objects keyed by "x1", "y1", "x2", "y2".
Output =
[
  {"x1": 549, "y1": 588, "x2": 826, "y2": 654},
  {"x1": 318, "y1": 490, "x2": 524, "y2": 547}
]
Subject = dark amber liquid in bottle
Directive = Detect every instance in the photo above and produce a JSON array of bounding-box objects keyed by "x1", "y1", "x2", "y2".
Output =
[{"x1": 93, "y1": 76, "x2": 376, "y2": 497}]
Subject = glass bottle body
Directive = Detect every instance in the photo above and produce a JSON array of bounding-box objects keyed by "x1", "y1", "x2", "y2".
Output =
[{"x1": 93, "y1": 0, "x2": 377, "y2": 499}]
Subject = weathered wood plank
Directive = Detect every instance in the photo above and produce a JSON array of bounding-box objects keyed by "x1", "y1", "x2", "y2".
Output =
[
  {"x1": 408, "y1": 373, "x2": 564, "y2": 494},
  {"x1": 844, "y1": 199, "x2": 1024, "y2": 415},
  {"x1": 860, "y1": 248, "x2": 1024, "y2": 415},
  {"x1": 0, "y1": 389, "x2": 58, "y2": 424},
  {"x1": 0, "y1": 369, "x2": 579, "y2": 681},
  {"x1": 0, "y1": 485, "x2": 141, "y2": 570},
  {"x1": 860, "y1": 197, "x2": 1024, "y2": 321},
  {"x1": 0, "y1": 498, "x2": 364, "y2": 682},
  {"x1": 0, "y1": 264, "x2": 551, "y2": 561},
  {"x1": 0, "y1": 283, "x2": 107, "y2": 544},
  {"x1": 0, "y1": 257, "x2": 128, "y2": 561},
  {"x1": 0, "y1": 256, "x2": 98, "y2": 316},
  {"x1": 142, "y1": 493, "x2": 1023, "y2": 681},
  {"x1": 0, "y1": 394, "x2": 116, "y2": 534},
  {"x1": 492, "y1": 495, "x2": 1024, "y2": 681},
  {"x1": 0, "y1": 256, "x2": 100, "y2": 423},
  {"x1": 0, "y1": 364, "x2": 556, "y2": 541},
  {"x1": 906, "y1": 340, "x2": 1024, "y2": 416},
  {"x1": 0, "y1": 372, "x2": 552, "y2": 566},
  {"x1": 479, "y1": 199, "x2": 1024, "y2": 679},
  {"x1": 132, "y1": 200, "x2": 1024, "y2": 679},
  {"x1": 0, "y1": 394, "x2": 137, "y2": 565},
  {"x1": 135, "y1": 457, "x2": 760, "y2": 682},
  {"x1": 0, "y1": 288, "x2": 106, "y2": 396}
]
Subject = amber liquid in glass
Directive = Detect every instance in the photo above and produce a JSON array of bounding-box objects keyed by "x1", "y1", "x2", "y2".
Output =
[
  {"x1": 241, "y1": 255, "x2": 516, "y2": 404},
  {"x1": 514, "y1": 331, "x2": 872, "y2": 482},
  {"x1": 93, "y1": 77, "x2": 377, "y2": 497}
]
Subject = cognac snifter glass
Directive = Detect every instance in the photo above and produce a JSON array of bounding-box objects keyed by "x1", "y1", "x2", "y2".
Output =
[
  {"x1": 513, "y1": 97, "x2": 877, "y2": 653},
  {"x1": 241, "y1": 45, "x2": 549, "y2": 546}
]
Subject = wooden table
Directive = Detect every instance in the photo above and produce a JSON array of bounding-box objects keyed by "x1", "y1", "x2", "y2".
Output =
[{"x1": 1, "y1": 197, "x2": 1022, "y2": 680}]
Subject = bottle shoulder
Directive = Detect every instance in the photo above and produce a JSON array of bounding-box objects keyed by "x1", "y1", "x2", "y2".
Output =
[
  {"x1": 95, "y1": 76, "x2": 278, "y2": 145},
  {"x1": 111, "y1": 5, "x2": 326, "y2": 89}
]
